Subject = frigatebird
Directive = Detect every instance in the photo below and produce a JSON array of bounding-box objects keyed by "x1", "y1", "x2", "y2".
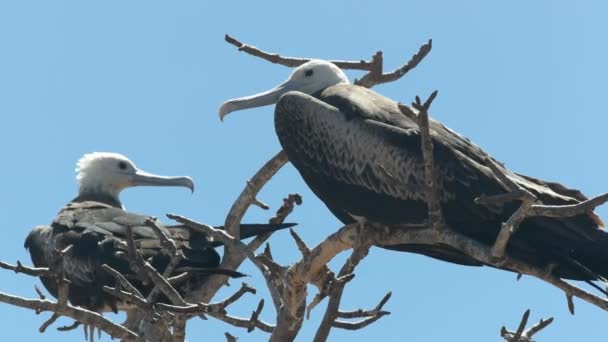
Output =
[
  {"x1": 25, "y1": 152, "x2": 295, "y2": 312},
  {"x1": 219, "y1": 59, "x2": 608, "y2": 282}
]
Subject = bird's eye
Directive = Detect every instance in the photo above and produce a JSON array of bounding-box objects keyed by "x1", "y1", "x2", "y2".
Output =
[
  {"x1": 304, "y1": 69, "x2": 314, "y2": 77},
  {"x1": 118, "y1": 161, "x2": 128, "y2": 170}
]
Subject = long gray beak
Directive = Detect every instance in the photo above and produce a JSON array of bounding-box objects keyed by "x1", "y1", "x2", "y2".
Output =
[
  {"x1": 219, "y1": 82, "x2": 293, "y2": 121},
  {"x1": 129, "y1": 170, "x2": 195, "y2": 193}
]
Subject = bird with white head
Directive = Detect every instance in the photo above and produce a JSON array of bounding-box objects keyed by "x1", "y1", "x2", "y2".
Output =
[
  {"x1": 24, "y1": 152, "x2": 296, "y2": 313},
  {"x1": 219, "y1": 57, "x2": 608, "y2": 286},
  {"x1": 75, "y1": 152, "x2": 194, "y2": 208}
]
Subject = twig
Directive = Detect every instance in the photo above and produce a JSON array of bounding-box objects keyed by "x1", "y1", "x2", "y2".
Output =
[
  {"x1": 0, "y1": 261, "x2": 51, "y2": 277},
  {"x1": 477, "y1": 158, "x2": 608, "y2": 264},
  {"x1": 141, "y1": 259, "x2": 187, "y2": 306},
  {"x1": 501, "y1": 309, "x2": 554, "y2": 342},
  {"x1": 224, "y1": 34, "x2": 432, "y2": 89},
  {"x1": 168, "y1": 214, "x2": 239, "y2": 248},
  {"x1": 475, "y1": 157, "x2": 539, "y2": 259},
  {"x1": 39, "y1": 313, "x2": 60, "y2": 333},
  {"x1": 566, "y1": 294, "x2": 575, "y2": 315},
  {"x1": 101, "y1": 264, "x2": 144, "y2": 300},
  {"x1": 124, "y1": 225, "x2": 188, "y2": 307},
  {"x1": 0, "y1": 292, "x2": 138, "y2": 340},
  {"x1": 313, "y1": 241, "x2": 375, "y2": 342},
  {"x1": 337, "y1": 292, "x2": 392, "y2": 319},
  {"x1": 225, "y1": 332, "x2": 238, "y2": 342},
  {"x1": 269, "y1": 194, "x2": 302, "y2": 224},
  {"x1": 530, "y1": 193, "x2": 608, "y2": 218},
  {"x1": 225, "y1": 34, "x2": 376, "y2": 70},
  {"x1": 223, "y1": 150, "x2": 289, "y2": 239},
  {"x1": 102, "y1": 286, "x2": 151, "y2": 313},
  {"x1": 145, "y1": 217, "x2": 177, "y2": 254},
  {"x1": 186, "y1": 150, "x2": 289, "y2": 304},
  {"x1": 208, "y1": 299, "x2": 274, "y2": 333},
  {"x1": 155, "y1": 282, "x2": 256, "y2": 316},
  {"x1": 217, "y1": 283, "x2": 257, "y2": 309},
  {"x1": 407, "y1": 91, "x2": 443, "y2": 228},
  {"x1": 290, "y1": 229, "x2": 311, "y2": 257},
  {"x1": 491, "y1": 197, "x2": 536, "y2": 260},
  {"x1": 356, "y1": 40, "x2": 432, "y2": 88},
  {"x1": 34, "y1": 285, "x2": 46, "y2": 300},
  {"x1": 57, "y1": 320, "x2": 81, "y2": 331}
]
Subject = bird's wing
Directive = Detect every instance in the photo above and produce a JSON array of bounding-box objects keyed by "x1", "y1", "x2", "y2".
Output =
[
  {"x1": 277, "y1": 87, "x2": 500, "y2": 225},
  {"x1": 275, "y1": 85, "x2": 608, "y2": 280},
  {"x1": 277, "y1": 85, "x2": 602, "y2": 235},
  {"x1": 50, "y1": 201, "x2": 207, "y2": 284},
  {"x1": 322, "y1": 85, "x2": 601, "y2": 217}
]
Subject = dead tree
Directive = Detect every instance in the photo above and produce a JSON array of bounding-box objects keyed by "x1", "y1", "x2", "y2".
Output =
[{"x1": 1, "y1": 35, "x2": 606, "y2": 341}]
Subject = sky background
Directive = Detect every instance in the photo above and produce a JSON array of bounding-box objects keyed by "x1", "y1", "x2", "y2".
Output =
[{"x1": 1, "y1": 1, "x2": 607, "y2": 341}]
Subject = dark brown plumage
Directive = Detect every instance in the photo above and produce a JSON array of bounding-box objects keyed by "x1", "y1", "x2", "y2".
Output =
[{"x1": 274, "y1": 84, "x2": 608, "y2": 281}]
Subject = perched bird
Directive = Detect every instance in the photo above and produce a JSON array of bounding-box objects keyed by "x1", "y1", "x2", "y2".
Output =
[
  {"x1": 25, "y1": 152, "x2": 295, "y2": 312},
  {"x1": 219, "y1": 59, "x2": 608, "y2": 283}
]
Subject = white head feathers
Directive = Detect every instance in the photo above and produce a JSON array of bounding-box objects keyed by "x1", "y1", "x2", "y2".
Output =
[
  {"x1": 75, "y1": 152, "x2": 194, "y2": 200},
  {"x1": 76, "y1": 152, "x2": 136, "y2": 195}
]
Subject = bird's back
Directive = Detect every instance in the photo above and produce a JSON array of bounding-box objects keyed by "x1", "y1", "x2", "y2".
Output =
[
  {"x1": 25, "y1": 200, "x2": 227, "y2": 312},
  {"x1": 274, "y1": 84, "x2": 608, "y2": 280}
]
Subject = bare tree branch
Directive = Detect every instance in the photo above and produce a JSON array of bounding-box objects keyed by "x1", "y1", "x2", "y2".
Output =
[
  {"x1": 313, "y1": 239, "x2": 377, "y2": 342},
  {"x1": 337, "y1": 292, "x2": 392, "y2": 319},
  {"x1": 225, "y1": 34, "x2": 376, "y2": 70},
  {"x1": 124, "y1": 225, "x2": 188, "y2": 307},
  {"x1": 0, "y1": 261, "x2": 53, "y2": 277},
  {"x1": 501, "y1": 309, "x2": 554, "y2": 342},
  {"x1": 399, "y1": 90, "x2": 443, "y2": 229},
  {"x1": 189, "y1": 150, "x2": 289, "y2": 304},
  {"x1": 356, "y1": 40, "x2": 432, "y2": 88},
  {"x1": 0, "y1": 291, "x2": 137, "y2": 341},
  {"x1": 224, "y1": 34, "x2": 432, "y2": 89}
]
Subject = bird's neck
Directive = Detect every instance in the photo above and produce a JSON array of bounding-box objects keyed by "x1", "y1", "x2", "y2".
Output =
[{"x1": 74, "y1": 186, "x2": 123, "y2": 208}]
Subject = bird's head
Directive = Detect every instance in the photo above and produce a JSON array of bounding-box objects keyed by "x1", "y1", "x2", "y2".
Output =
[
  {"x1": 75, "y1": 152, "x2": 194, "y2": 200},
  {"x1": 219, "y1": 59, "x2": 349, "y2": 121}
]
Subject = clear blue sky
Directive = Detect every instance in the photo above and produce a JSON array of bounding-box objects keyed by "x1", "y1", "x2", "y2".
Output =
[{"x1": 1, "y1": 1, "x2": 607, "y2": 341}]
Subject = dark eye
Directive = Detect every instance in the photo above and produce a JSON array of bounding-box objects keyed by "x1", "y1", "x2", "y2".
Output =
[
  {"x1": 118, "y1": 161, "x2": 128, "y2": 170},
  {"x1": 304, "y1": 69, "x2": 314, "y2": 77}
]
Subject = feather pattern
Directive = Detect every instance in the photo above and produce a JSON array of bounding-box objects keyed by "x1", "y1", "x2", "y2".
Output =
[{"x1": 274, "y1": 84, "x2": 608, "y2": 278}]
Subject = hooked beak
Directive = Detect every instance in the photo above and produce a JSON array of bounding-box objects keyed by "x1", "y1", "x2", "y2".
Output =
[
  {"x1": 219, "y1": 81, "x2": 294, "y2": 121},
  {"x1": 129, "y1": 169, "x2": 195, "y2": 193}
]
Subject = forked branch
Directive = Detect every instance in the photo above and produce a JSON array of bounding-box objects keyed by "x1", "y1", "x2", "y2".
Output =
[
  {"x1": 224, "y1": 34, "x2": 432, "y2": 89},
  {"x1": 501, "y1": 309, "x2": 554, "y2": 342}
]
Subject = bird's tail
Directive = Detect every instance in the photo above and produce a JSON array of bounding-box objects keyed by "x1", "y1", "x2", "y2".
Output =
[
  {"x1": 174, "y1": 266, "x2": 246, "y2": 278},
  {"x1": 381, "y1": 215, "x2": 608, "y2": 290},
  {"x1": 511, "y1": 215, "x2": 608, "y2": 281}
]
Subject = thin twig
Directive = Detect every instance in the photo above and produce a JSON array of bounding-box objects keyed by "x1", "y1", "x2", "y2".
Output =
[
  {"x1": 225, "y1": 34, "x2": 432, "y2": 89},
  {"x1": 313, "y1": 241, "x2": 375, "y2": 342},
  {"x1": 269, "y1": 194, "x2": 302, "y2": 224},
  {"x1": 0, "y1": 261, "x2": 51, "y2": 277},
  {"x1": 410, "y1": 91, "x2": 443, "y2": 228},
  {"x1": 0, "y1": 292, "x2": 138, "y2": 340},
  {"x1": 356, "y1": 40, "x2": 432, "y2": 88},
  {"x1": 145, "y1": 217, "x2": 177, "y2": 254},
  {"x1": 501, "y1": 309, "x2": 554, "y2": 342},
  {"x1": 101, "y1": 264, "x2": 144, "y2": 300},
  {"x1": 225, "y1": 34, "x2": 376, "y2": 70},
  {"x1": 225, "y1": 332, "x2": 238, "y2": 342}
]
